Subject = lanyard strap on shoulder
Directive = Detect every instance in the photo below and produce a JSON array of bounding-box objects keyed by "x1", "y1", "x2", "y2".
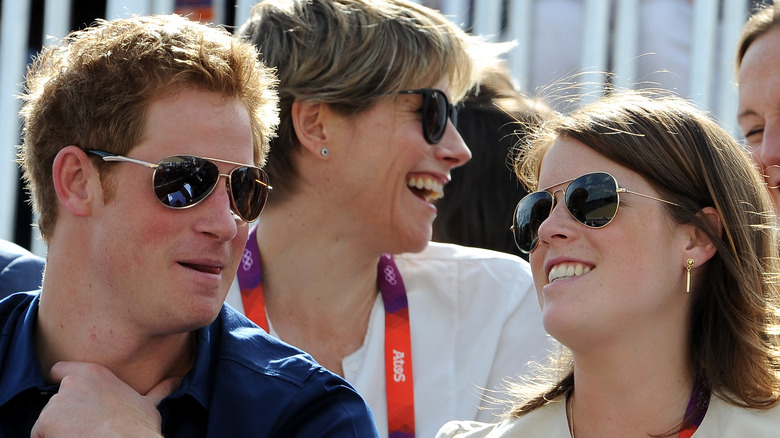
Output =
[
  {"x1": 378, "y1": 254, "x2": 415, "y2": 437},
  {"x1": 238, "y1": 228, "x2": 416, "y2": 437},
  {"x1": 236, "y1": 226, "x2": 268, "y2": 330}
]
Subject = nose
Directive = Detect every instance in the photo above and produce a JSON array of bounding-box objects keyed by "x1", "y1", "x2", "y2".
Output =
[
  {"x1": 535, "y1": 190, "x2": 575, "y2": 250},
  {"x1": 193, "y1": 177, "x2": 240, "y2": 241},
  {"x1": 759, "y1": 122, "x2": 780, "y2": 167},
  {"x1": 434, "y1": 121, "x2": 472, "y2": 168}
]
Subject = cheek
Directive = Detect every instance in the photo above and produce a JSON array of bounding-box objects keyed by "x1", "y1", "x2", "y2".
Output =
[
  {"x1": 231, "y1": 225, "x2": 249, "y2": 258},
  {"x1": 130, "y1": 211, "x2": 179, "y2": 263},
  {"x1": 113, "y1": 188, "x2": 180, "y2": 250},
  {"x1": 528, "y1": 252, "x2": 546, "y2": 305},
  {"x1": 385, "y1": 139, "x2": 425, "y2": 168},
  {"x1": 596, "y1": 220, "x2": 667, "y2": 280}
]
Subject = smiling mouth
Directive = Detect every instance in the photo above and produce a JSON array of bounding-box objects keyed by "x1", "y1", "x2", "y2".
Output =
[
  {"x1": 406, "y1": 175, "x2": 444, "y2": 203},
  {"x1": 180, "y1": 262, "x2": 222, "y2": 275},
  {"x1": 548, "y1": 263, "x2": 591, "y2": 283}
]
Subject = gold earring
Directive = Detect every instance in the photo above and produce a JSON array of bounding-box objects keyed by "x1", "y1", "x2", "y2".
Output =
[{"x1": 685, "y1": 258, "x2": 695, "y2": 293}]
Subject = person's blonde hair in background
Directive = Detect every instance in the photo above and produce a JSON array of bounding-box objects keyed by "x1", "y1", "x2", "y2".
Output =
[
  {"x1": 241, "y1": 0, "x2": 478, "y2": 203},
  {"x1": 438, "y1": 91, "x2": 780, "y2": 437},
  {"x1": 233, "y1": 1, "x2": 553, "y2": 437},
  {"x1": 737, "y1": 2, "x2": 780, "y2": 215}
]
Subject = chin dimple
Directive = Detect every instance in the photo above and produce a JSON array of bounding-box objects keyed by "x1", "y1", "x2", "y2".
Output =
[{"x1": 548, "y1": 263, "x2": 591, "y2": 283}]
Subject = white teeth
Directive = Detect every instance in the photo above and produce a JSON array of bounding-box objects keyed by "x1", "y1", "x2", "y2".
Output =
[
  {"x1": 406, "y1": 176, "x2": 444, "y2": 202},
  {"x1": 548, "y1": 263, "x2": 591, "y2": 283}
]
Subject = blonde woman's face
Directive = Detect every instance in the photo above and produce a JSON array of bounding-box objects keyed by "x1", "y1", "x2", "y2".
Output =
[{"x1": 315, "y1": 78, "x2": 471, "y2": 254}]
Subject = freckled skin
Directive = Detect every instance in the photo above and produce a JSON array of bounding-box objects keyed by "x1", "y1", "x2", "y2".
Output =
[{"x1": 529, "y1": 138, "x2": 689, "y2": 350}]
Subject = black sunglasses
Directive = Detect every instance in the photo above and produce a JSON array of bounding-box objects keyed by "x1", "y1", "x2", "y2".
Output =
[
  {"x1": 85, "y1": 149, "x2": 272, "y2": 222},
  {"x1": 399, "y1": 88, "x2": 458, "y2": 144},
  {"x1": 510, "y1": 172, "x2": 680, "y2": 254}
]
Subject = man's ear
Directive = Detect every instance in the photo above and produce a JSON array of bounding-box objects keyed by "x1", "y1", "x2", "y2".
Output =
[
  {"x1": 682, "y1": 206, "x2": 721, "y2": 265},
  {"x1": 51, "y1": 146, "x2": 101, "y2": 217},
  {"x1": 291, "y1": 100, "x2": 329, "y2": 158}
]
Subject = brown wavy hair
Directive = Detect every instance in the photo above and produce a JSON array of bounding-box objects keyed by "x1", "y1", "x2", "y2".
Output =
[{"x1": 511, "y1": 91, "x2": 780, "y2": 421}]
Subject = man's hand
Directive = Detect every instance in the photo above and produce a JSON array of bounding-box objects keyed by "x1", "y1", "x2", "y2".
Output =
[{"x1": 31, "y1": 362, "x2": 181, "y2": 438}]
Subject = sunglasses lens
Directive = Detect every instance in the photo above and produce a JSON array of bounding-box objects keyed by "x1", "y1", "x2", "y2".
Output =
[
  {"x1": 425, "y1": 90, "x2": 448, "y2": 143},
  {"x1": 512, "y1": 172, "x2": 621, "y2": 253},
  {"x1": 229, "y1": 167, "x2": 270, "y2": 222},
  {"x1": 513, "y1": 191, "x2": 554, "y2": 253},
  {"x1": 153, "y1": 156, "x2": 219, "y2": 208},
  {"x1": 565, "y1": 172, "x2": 619, "y2": 228},
  {"x1": 450, "y1": 105, "x2": 459, "y2": 127}
]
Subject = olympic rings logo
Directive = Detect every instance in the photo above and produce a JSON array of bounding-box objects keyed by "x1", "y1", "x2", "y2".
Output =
[
  {"x1": 241, "y1": 248, "x2": 254, "y2": 272},
  {"x1": 384, "y1": 265, "x2": 398, "y2": 285}
]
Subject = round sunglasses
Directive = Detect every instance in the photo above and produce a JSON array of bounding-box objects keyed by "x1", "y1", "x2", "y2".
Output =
[
  {"x1": 399, "y1": 88, "x2": 458, "y2": 144},
  {"x1": 85, "y1": 149, "x2": 272, "y2": 222},
  {"x1": 510, "y1": 171, "x2": 681, "y2": 254}
]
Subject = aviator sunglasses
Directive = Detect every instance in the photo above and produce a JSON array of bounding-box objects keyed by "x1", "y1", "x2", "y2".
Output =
[
  {"x1": 510, "y1": 171, "x2": 680, "y2": 254},
  {"x1": 85, "y1": 149, "x2": 272, "y2": 222},
  {"x1": 399, "y1": 88, "x2": 458, "y2": 144}
]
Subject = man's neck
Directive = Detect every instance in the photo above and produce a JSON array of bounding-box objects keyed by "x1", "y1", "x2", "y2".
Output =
[{"x1": 35, "y1": 282, "x2": 195, "y2": 395}]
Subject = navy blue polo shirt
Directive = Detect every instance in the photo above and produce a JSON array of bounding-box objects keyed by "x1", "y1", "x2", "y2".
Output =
[{"x1": 0, "y1": 292, "x2": 379, "y2": 437}]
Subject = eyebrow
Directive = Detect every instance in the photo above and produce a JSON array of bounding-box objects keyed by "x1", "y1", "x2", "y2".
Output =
[{"x1": 737, "y1": 108, "x2": 759, "y2": 121}]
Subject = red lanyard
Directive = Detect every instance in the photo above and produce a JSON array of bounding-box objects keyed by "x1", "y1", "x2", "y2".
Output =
[{"x1": 237, "y1": 227, "x2": 416, "y2": 437}]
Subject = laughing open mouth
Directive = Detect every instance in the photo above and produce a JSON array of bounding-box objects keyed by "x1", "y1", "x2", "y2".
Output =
[{"x1": 406, "y1": 175, "x2": 444, "y2": 203}]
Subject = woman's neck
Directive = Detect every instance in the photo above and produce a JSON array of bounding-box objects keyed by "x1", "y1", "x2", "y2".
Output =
[
  {"x1": 253, "y1": 208, "x2": 383, "y2": 375},
  {"x1": 569, "y1": 348, "x2": 694, "y2": 438}
]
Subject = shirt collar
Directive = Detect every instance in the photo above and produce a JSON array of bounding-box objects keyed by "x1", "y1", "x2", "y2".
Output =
[
  {"x1": 164, "y1": 322, "x2": 215, "y2": 409},
  {"x1": 0, "y1": 293, "x2": 53, "y2": 406}
]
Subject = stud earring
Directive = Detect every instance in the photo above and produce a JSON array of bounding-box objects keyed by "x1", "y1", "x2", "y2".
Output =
[
  {"x1": 320, "y1": 148, "x2": 329, "y2": 158},
  {"x1": 685, "y1": 258, "x2": 695, "y2": 293}
]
